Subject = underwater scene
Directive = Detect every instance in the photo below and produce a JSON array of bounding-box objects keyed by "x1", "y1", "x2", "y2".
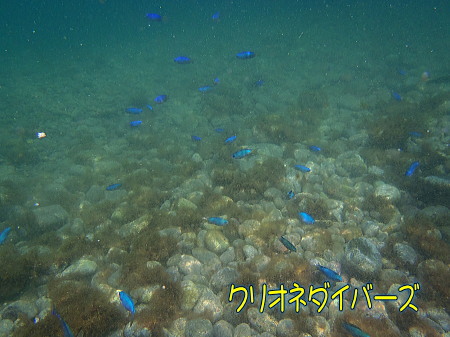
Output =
[{"x1": 0, "y1": 1, "x2": 449, "y2": 336}]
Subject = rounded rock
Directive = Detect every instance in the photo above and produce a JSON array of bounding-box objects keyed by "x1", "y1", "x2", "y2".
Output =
[
  {"x1": 204, "y1": 230, "x2": 230, "y2": 254},
  {"x1": 185, "y1": 318, "x2": 213, "y2": 337},
  {"x1": 374, "y1": 182, "x2": 401, "y2": 203},
  {"x1": 343, "y1": 237, "x2": 382, "y2": 279}
]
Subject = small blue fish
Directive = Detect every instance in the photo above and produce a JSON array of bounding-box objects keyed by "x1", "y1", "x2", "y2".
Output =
[
  {"x1": 397, "y1": 69, "x2": 407, "y2": 76},
  {"x1": 146, "y1": 13, "x2": 162, "y2": 21},
  {"x1": 174, "y1": 56, "x2": 191, "y2": 64},
  {"x1": 294, "y1": 165, "x2": 311, "y2": 172},
  {"x1": 52, "y1": 307, "x2": 74, "y2": 337},
  {"x1": 392, "y1": 91, "x2": 402, "y2": 101},
  {"x1": 299, "y1": 212, "x2": 315, "y2": 224},
  {"x1": 213, "y1": 77, "x2": 220, "y2": 85},
  {"x1": 199, "y1": 86, "x2": 213, "y2": 92},
  {"x1": 279, "y1": 236, "x2": 296, "y2": 252},
  {"x1": 287, "y1": 190, "x2": 295, "y2": 199},
  {"x1": 126, "y1": 107, "x2": 143, "y2": 114},
  {"x1": 207, "y1": 217, "x2": 228, "y2": 226},
  {"x1": 236, "y1": 51, "x2": 255, "y2": 59},
  {"x1": 146, "y1": 105, "x2": 153, "y2": 111},
  {"x1": 212, "y1": 12, "x2": 220, "y2": 20},
  {"x1": 154, "y1": 95, "x2": 168, "y2": 104},
  {"x1": 409, "y1": 131, "x2": 422, "y2": 138},
  {"x1": 130, "y1": 121, "x2": 142, "y2": 127},
  {"x1": 225, "y1": 135, "x2": 237, "y2": 144},
  {"x1": 254, "y1": 80, "x2": 265, "y2": 87},
  {"x1": 0, "y1": 227, "x2": 11, "y2": 245},
  {"x1": 119, "y1": 291, "x2": 135, "y2": 317},
  {"x1": 191, "y1": 135, "x2": 202, "y2": 141},
  {"x1": 342, "y1": 322, "x2": 370, "y2": 337},
  {"x1": 317, "y1": 265, "x2": 342, "y2": 282},
  {"x1": 405, "y1": 161, "x2": 419, "y2": 177},
  {"x1": 214, "y1": 128, "x2": 224, "y2": 133},
  {"x1": 106, "y1": 183, "x2": 122, "y2": 191},
  {"x1": 232, "y1": 149, "x2": 252, "y2": 159},
  {"x1": 309, "y1": 145, "x2": 321, "y2": 152}
]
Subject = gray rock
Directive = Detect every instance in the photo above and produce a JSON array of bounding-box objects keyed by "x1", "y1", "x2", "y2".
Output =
[
  {"x1": 243, "y1": 244, "x2": 258, "y2": 260},
  {"x1": 59, "y1": 257, "x2": 97, "y2": 278},
  {"x1": 276, "y1": 319, "x2": 296, "y2": 337},
  {"x1": 178, "y1": 255, "x2": 203, "y2": 276},
  {"x1": 0, "y1": 319, "x2": 14, "y2": 337},
  {"x1": 234, "y1": 323, "x2": 253, "y2": 337},
  {"x1": 213, "y1": 320, "x2": 234, "y2": 337},
  {"x1": 123, "y1": 321, "x2": 152, "y2": 337},
  {"x1": 33, "y1": 204, "x2": 69, "y2": 230},
  {"x1": 424, "y1": 307, "x2": 450, "y2": 332},
  {"x1": 336, "y1": 152, "x2": 367, "y2": 177},
  {"x1": 204, "y1": 230, "x2": 230, "y2": 254},
  {"x1": 85, "y1": 185, "x2": 105, "y2": 203},
  {"x1": 343, "y1": 237, "x2": 382, "y2": 279},
  {"x1": 180, "y1": 280, "x2": 202, "y2": 311},
  {"x1": 193, "y1": 288, "x2": 223, "y2": 321},
  {"x1": 247, "y1": 307, "x2": 277, "y2": 334},
  {"x1": 393, "y1": 243, "x2": 418, "y2": 266},
  {"x1": 210, "y1": 267, "x2": 239, "y2": 292},
  {"x1": 374, "y1": 182, "x2": 401, "y2": 203},
  {"x1": 219, "y1": 247, "x2": 235, "y2": 265},
  {"x1": 4, "y1": 300, "x2": 38, "y2": 319},
  {"x1": 185, "y1": 318, "x2": 213, "y2": 337}
]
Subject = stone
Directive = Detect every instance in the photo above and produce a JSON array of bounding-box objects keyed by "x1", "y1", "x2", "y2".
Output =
[
  {"x1": 393, "y1": 243, "x2": 417, "y2": 266},
  {"x1": 59, "y1": 257, "x2": 97, "y2": 278},
  {"x1": 374, "y1": 182, "x2": 401, "y2": 203},
  {"x1": 178, "y1": 255, "x2": 203, "y2": 276},
  {"x1": 204, "y1": 230, "x2": 230, "y2": 254},
  {"x1": 213, "y1": 320, "x2": 234, "y2": 337},
  {"x1": 247, "y1": 307, "x2": 277, "y2": 334},
  {"x1": 276, "y1": 319, "x2": 296, "y2": 337},
  {"x1": 234, "y1": 323, "x2": 253, "y2": 337},
  {"x1": 33, "y1": 204, "x2": 69, "y2": 230},
  {"x1": 343, "y1": 237, "x2": 382, "y2": 279},
  {"x1": 185, "y1": 318, "x2": 213, "y2": 337},
  {"x1": 193, "y1": 288, "x2": 223, "y2": 321},
  {"x1": 210, "y1": 267, "x2": 239, "y2": 292},
  {"x1": 180, "y1": 280, "x2": 202, "y2": 311}
]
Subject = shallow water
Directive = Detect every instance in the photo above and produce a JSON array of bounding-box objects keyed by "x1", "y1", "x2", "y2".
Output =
[{"x1": 0, "y1": 1, "x2": 449, "y2": 336}]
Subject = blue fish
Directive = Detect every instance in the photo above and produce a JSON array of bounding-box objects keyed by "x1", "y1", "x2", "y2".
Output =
[
  {"x1": 309, "y1": 145, "x2": 321, "y2": 152},
  {"x1": 199, "y1": 86, "x2": 213, "y2": 92},
  {"x1": 236, "y1": 51, "x2": 255, "y2": 59},
  {"x1": 130, "y1": 121, "x2": 142, "y2": 127},
  {"x1": 409, "y1": 131, "x2": 422, "y2": 138},
  {"x1": 207, "y1": 217, "x2": 228, "y2": 226},
  {"x1": 279, "y1": 236, "x2": 296, "y2": 252},
  {"x1": 214, "y1": 128, "x2": 224, "y2": 133},
  {"x1": 119, "y1": 291, "x2": 135, "y2": 317},
  {"x1": 191, "y1": 135, "x2": 202, "y2": 141},
  {"x1": 343, "y1": 322, "x2": 370, "y2": 337},
  {"x1": 287, "y1": 190, "x2": 295, "y2": 199},
  {"x1": 254, "y1": 80, "x2": 265, "y2": 87},
  {"x1": 232, "y1": 149, "x2": 252, "y2": 159},
  {"x1": 294, "y1": 165, "x2": 311, "y2": 172},
  {"x1": 146, "y1": 13, "x2": 162, "y2": 21},
  {"x1": 146, "y1": 105, "x2": 153, "y2": 111},
  {"x1": 405, "y1": 161, "x2": 419, "y2": 176},
  {"x1": 106, "y1": 183, "x2": 122, "y2": 191},
  {"x1": 212, "y1": 12, "x2": 220, "y2": 20},
  {"x1": 0, "y1": 227, "x2": 11, "y2": 245},
  {"x1": 225, "y1": 135, "x2": 237, "y2": 144},
  {"x1": 213, "y1": 77, "x2": 220, "y2": 85},
  {"x1": 174, "y1": 56, "x2": 191, "y2": 64},
  {"x1": 154, "y1": 95, "x2": 168, "y2": 104},
  {"x1": 299, "y1": 212, "x2": 315, "y2": 224},
  {"x1": 126, "y1": 107, "x2": 143, "y2": 114},
  {"x1": 52, "y1": 307, "x2": 74, "y2": 337},
  {"x1": 317, "y1": 265, "x2": 342, "y2": 281},
  {"x1": 392, "y1": 91, "x2": 402, "y2": 101}
]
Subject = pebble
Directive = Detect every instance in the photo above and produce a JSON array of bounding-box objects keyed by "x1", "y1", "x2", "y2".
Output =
[
  {"x1": 343, "y1": 237, "x2": 382, "y2": 279},
  {"x1": 180, "y1": 280, "x2": 202, "y2": 310},
  {"x1": 0, "y1": 319, "x2": 14, "y2": 337},
  {"x1": 204, "y1": 230, "x2": 230, "y2": 254},
  {"x1": 178, "y1": 255, "x2": 203, "y2": 276},
  {"x1": 393, "y1": 243, "x2": 418, "y2": 266},
  {"x1": 210, "y1": 267, "x2": 239, "y2": 292},
  {"x1": 374, "y1": 182, "x2": 401, "y2": 203},
  {"x1": 234, "y1": 323, "x2": 254, "y2": 337},
  {"x1": 32, "y1": 204, "x2": 69, "y2": 231},
  {"x1": 243, "y1": 244, "x2": 258, "y2": 260},
  {"x1": 247, "y1": 307, "x2": 277, "y2": 335},
  {"x1": 213, "y1": 320, "x2": 234, "y2": 337},
  {"x1": 59, "y1": 257, "x2": 98, "y2": 278},
  {"x1": 185, "y1": 318, "x2": 213, "y2": 337},
  {"x1": 276, "y1": 319, "x2": 296, "y2": 337},
  {"x1": 219, "y1": 247, "x2": 235, "y2": 265},
  {"x1": 193, "y1": 288, "x2": 223, "y2": 321},
  {"x1": 336, "y1": 151, "x2": 367, "y2": 177}
]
